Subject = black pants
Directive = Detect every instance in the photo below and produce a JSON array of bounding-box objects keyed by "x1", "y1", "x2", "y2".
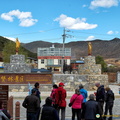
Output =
[
  {"x1": 72, "y1": 108, "x2": 81, "y2": 120},
  {"x1": 81, "y1": 102, "x2": 85, "y2": 119},
  {"x1": 36, "y1": 107, "x2": 40, "y2": 120},
  {"x1": 58, "y1": 107, "x2": 66, "y2": 120},
  {"x1": 98, "y1": 101, "x2": 104, "y2": 114},
  {"x1": 27, "y1": 112, "x2": 37, "y2": 120},
  {"x1": 104, "y1": 102, "x2": 113, "y2": 120}
]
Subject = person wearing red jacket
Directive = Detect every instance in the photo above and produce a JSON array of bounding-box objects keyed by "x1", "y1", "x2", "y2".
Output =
[
  {"x1": 50, "y1": 84, "x2": 58, "y2": 108},
  {"x1": 55, "y1": 82, "x2": 67, "y2": 120}
]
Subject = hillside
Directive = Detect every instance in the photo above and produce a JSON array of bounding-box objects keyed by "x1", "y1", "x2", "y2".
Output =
[
  {"x1": 23, "y1": 38, "x2": 120, "y2": 59},
  {"x1": 0, "y1": 36, "x2": 37, "y2": 60}
]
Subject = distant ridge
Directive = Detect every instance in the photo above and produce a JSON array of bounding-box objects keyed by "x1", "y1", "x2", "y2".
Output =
[
  {"x1": 23, "y1": 38, "x2": 120, "y2": 58},
  {"x1": 0, "y1": 36, "x2": 120, "y2": 59}
]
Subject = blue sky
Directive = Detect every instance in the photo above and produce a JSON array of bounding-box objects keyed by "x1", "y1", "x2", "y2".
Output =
[{"x1": 0, "y1": 0, "x2": 120, "y2": 43}]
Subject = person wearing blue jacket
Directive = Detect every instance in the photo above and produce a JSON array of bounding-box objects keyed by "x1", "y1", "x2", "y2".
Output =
[
  {"x1": 79, "y1": 84, "x2": 88, "y2": 103},
  {"x1": 79, "y1": 84, "x2": 88, "y2": 119}
]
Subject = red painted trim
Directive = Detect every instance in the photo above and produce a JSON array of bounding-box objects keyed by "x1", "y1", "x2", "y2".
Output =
[{"x1": 38, "y1": 56, "x2": 71, "y2": 59}]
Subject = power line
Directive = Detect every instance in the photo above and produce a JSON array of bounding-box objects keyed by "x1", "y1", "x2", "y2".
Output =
[
  {"x1": 3, "y1": 27, "x2": 61, "y2": 37},
  {"x1": 69, "y1": 30, "x2": 119, "y2": 37}
]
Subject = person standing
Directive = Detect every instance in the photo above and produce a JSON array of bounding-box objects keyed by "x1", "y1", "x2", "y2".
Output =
[
  {"x1": 50, "y1": 84, "x2": 58, "y2": 108},
  {"x1": 79, "y1": 84, "x2": 88, "y2": 118},
  {"x1": 34, "y1": 82, "x2": 41, "y2": 120},
  {"x1": 103, "y1": 87, "x2": 115, "y2": 120},
  {"x1": 82, "y1": 94, "x2": 102, "y2": 120},
  {"x1": 70, "y1": 89, "x2": 83, "y2": 120},
  {"x1": 55, "y1": 82, "x2": 67, "y2": 120},
  {"x1": 40, "y1": 97, "x2": 59, "y2": 120},
  {"x1": 22, "y1": 88, "x2": 40, "y2": 120},
  {"x1": 95, "y1": 82, "x2": 105, "y2": 114},
  {"x1": 34, "y1": 82, "x2": 41, "y2": 103}
]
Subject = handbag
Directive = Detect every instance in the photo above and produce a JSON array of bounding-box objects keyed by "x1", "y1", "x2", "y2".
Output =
[
  {"x1": 68, "y1": 102, "x2": 72, "y2": 107},
  {"x1": 68, "y1": 95, "x2": 79, "y2": 107}
]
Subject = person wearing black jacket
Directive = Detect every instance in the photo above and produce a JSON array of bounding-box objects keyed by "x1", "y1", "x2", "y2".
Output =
[
  {"x1": 95, "y1": 82, "x2": 105, "y2": 114},
  {"x1": 82, "y1": 94, "x2": 102, "y2": 120},
  {"x1": 34, "y1": 82, "x2": 41, "y2": 120},
  {"x1": 22, "y1": 88, "x2": 40, "y2": 120},
  {"x1": 103, "y1": 87, "x2": 115, "y2": 120},
  {"x1": 40, "y1": 97, "x2": 59, "y2": 120}
]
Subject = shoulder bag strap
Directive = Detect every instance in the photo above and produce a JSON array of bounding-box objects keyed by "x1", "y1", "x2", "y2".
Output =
[{"x1": 72, "y1": 95, "x2": 79, "y2": 104}]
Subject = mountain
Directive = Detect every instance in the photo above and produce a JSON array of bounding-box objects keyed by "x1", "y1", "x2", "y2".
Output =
[
  {"x1": 23, "y1": 38, "x2": 120, "y2": 59},
  {"x1": 1, "y1": 36, "x2": 120, "y2": 60}
]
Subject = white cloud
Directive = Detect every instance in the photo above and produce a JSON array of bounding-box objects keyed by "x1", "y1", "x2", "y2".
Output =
[
  {"x1": 107, "y1": 30, "x2": 114, "y2": 34},
  {"x1": 0, "y1": 9, "x2": 38, "y2": 27},
  {"x1": 1, "y1": 13, "x2": 13, "y2": 22},
  {"x1": 54, "y1": 14, "x2": 98, "y2": 30},
  {"x1": 90, "y1": 0, "x2": 119, "y2": 9},
  {"x1": 19, "y1": 18, "x2": 38, "y2": 27},
  {"x1": 85, "y1": 36, "x2": 95, "y2": 41}
]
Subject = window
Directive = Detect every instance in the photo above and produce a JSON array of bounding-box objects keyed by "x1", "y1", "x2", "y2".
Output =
[
  {"x1": 47, "y1": 59, "x2": 54, "y2": 65},
  {"x1": 41, "y1": 59, "x2": 44, "y2": 64},
  {"x1": 58, "y1": 59, "x2": 62, "y2": 65}
]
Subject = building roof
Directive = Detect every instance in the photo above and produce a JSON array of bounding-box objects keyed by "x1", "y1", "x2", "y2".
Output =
[
  {"x1": 31, "y1": 68, "x2": 51, "y2": 73},
  {"x1": 71, "y1": 60, "x2": 84, "y2": 64},
  {"x1": 46, "y1": 65, "x2": 61, "y2": 67}
]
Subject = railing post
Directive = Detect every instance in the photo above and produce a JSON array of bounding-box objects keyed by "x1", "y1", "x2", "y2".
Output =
[
  {"x1": 15, "y1": 101, "x2": 20, "y2": 120},
  {"x1": 7, "y1": 96, "x2": 13, "y2": 118}
]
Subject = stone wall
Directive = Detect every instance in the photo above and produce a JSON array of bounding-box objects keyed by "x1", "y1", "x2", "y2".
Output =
[
  {"x1": 78, "y1": 56, "x2": 101, "y2": 75},
  {"x1": 5, "y1": 55, "x2": 108, "y2": 92},
  {"x1": 8, "y1": 74, "x2": 108, "y2": 92}
]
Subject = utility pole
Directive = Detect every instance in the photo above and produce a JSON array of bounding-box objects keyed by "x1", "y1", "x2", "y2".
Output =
[
  {"x1": 61, "y1": 28, "x2": 66, "y2": 73},
  {"x1": 61, "y1": 28, "x2": 73, "y2": 73}
]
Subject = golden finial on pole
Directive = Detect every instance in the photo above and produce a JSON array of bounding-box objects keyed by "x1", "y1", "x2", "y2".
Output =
[
  {"x1": 88, "y1": 42, "x2": 92, "y2": 56},
  {"x1": 16, "y1": 38, "x2": 20, "y2": 55}
]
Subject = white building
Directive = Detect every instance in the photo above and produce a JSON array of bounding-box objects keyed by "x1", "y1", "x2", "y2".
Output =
[{"x1": 37, "y1": 45, "x2": 71, "y2": 72}]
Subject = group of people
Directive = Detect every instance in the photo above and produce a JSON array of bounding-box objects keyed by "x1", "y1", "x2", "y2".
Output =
[{"x1": 22, "y1": 82, "x2": 115, "y2": 120}]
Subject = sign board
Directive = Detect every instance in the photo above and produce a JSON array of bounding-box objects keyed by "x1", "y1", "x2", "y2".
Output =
[
  {"x1": 0, "y1": 85, "x2": 8, "y2": 109},
  {"x1": 0, "y1": 73, "x2": 52, "y2": 84}
]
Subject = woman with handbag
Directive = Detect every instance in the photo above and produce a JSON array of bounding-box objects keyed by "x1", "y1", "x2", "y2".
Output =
[{"x1": 69, "y1": 89, "x2": 83, "y2": 120}]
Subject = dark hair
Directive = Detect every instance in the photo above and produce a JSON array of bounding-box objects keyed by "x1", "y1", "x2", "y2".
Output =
[
  {"x1": 45, "y1": 97, "x2": 52, "y2": 105},
  {"x1": 53, "y1": 84, "x2": 58, "y2": 88},
  {"x1": 75, "y1": 89, "x2": 80, "y2": 95},
  {"x1": 34, "y1": 82, "x2": 39, "y2": 88},
  {"x1": 31, "y1": 88, "x2": 37, "y2": 94},
  {"x1": 105, "y1": 87, "x2": 110, "y2": 91},
  {"x1": 79, "y1": 84, "x2": 83, "y2": 89}
]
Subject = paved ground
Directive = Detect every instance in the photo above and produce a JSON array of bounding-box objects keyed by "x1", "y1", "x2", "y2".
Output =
[
  {"x1": 12, "y1": 95, "x2": 120, "y2": 120},
  {"x1": 10, "y1": 84, "x2": 120, "y2": 120}
]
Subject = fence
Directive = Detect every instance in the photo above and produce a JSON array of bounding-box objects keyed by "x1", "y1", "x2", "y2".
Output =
[{"x1": 7, "y1": 96, "x2": 21, "y2": 120}]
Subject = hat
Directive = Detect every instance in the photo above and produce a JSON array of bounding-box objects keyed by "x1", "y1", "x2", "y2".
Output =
[{"x1": 59, "y1": 82, "x2": 64, "y2": 86}]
